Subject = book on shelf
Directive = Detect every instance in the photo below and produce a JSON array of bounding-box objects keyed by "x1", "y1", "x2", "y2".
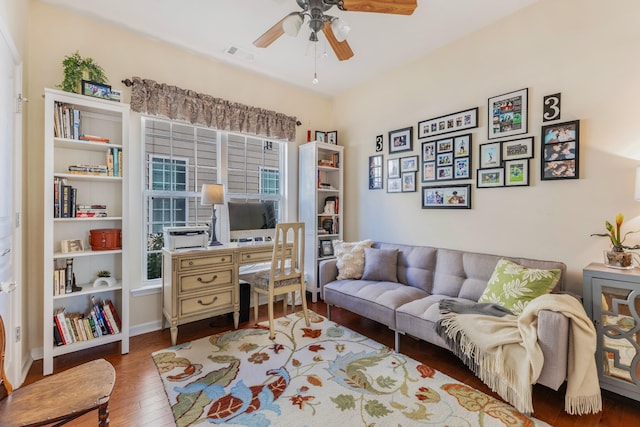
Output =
[
  {"x1": 105, "y1": 299, "x2": 122, "y2": 331},
  {"x1": 79, "y1": 134, "x2": 110, "y2": 143},
  {"x1": 53, "y1": 325, "x2": 64, "y2": 346}
]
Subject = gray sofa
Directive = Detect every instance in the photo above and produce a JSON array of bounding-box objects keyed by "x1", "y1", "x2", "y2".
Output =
[{"x1": 320, "y1": 242, "x2": 570, "y2": 390}]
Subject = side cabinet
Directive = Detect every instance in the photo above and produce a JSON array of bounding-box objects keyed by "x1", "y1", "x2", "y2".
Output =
[{"x1": 583, "y1": 262, "x2": 640, "y2": 401}]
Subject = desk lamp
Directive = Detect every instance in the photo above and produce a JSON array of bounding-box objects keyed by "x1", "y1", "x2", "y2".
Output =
[{"x1": 201, "y1": 183, "x2": 225, "y2": 246}]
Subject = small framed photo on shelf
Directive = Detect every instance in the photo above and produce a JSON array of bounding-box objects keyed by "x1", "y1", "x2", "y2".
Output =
[
  {"x1": 81, "y1": 80, "x2": 112, "y2": 100},
  {"x1": 488, "y1": 88, "x2": 528, "y2": 139},
  {"x1": 326, "y1": 131, "x2": 338, "y2": 145},
  {"x1": 541, "y1": 120, "x2": 579, "y2": 180},
  {"x1": 477, "y1": 168, "x2": 505, "y2": 188},
  {"x1": 389, "y1": 126, "x2": 413, "y2": 154},
  {"x1": 60, "y1": 239, "x2": 84, "y2": 253},
  {"x1": 479, "y1": 142, "x2": 501, "y2": 168},
  {"x1": 505, "y1": 159, "x2": 529, "y2": 186},
  {"x1": 422, "y1": 184, "x2": 471, "y2": 209},
  {"x1": 400, "y1": 155, "x2": 418, "y2": 172},
  {"x1": 387, "y1": 158, "x2": 400, "y2": 178},
  {"x1": 315, "y1": 131, "x2": 326, "y2": 143},
  {"x1": 320, "y1": 240, "x2": 334, "y2": 257},
  {"x1": 369, "y1": 155, "x2": 383, "y2": 190},
  {"x1": 502, "y1": 137, "x2": 534, "y2": 161}
]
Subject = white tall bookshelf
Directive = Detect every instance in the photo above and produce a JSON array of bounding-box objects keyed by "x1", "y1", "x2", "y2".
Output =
[
  {"x1": 299, "y1": 141, "x2": 344, "y2": 302},
  {"x1": 42, "y1": 88, "x2": 130, "y2": 375}
]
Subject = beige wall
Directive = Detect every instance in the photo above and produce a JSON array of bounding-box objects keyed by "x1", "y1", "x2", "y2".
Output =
[
  {"x1": 334, "y1": 0, "x2": 640, "y2": 294},
  {"x1": 25, "y1": 2, "x2": 332, "y2": 352}
]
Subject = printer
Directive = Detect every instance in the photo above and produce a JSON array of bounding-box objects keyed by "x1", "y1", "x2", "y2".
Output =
[{"x1": 163, "y1": 226, "x2": 209, "y2": 250}]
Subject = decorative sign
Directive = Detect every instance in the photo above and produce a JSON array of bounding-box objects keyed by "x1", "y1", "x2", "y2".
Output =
[
  {"x1": 543, "y1": 93, "x2": 561, "y2": 122},
  {"x1": 375, "y1": 135, "x2": 383, "y2": 152}
]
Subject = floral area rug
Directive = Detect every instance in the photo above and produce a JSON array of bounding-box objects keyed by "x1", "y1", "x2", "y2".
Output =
[{"x1": 152, "y1": 311, "x2": 550, "y2": 427}]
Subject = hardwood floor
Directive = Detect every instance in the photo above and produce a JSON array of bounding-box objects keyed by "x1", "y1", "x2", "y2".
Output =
[{"x1": 22, "y1": 299, "x2": 640, "y2": 426}]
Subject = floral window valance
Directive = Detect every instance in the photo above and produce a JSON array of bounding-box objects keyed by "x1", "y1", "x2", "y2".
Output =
[{"x1": 127, "y1": 77, "x2": 298, "y2": 141}]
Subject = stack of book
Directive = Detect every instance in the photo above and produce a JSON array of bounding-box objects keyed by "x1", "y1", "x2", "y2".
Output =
[
  {"x1": 53, "y1": 177, "x2": 77, "y2": 218},
  {"x1": 76, "y1": 204, "x2": 108, "y2": 218},
  {"x1": 53, "y1": 297, "x2": 122, "y2": 346},
  {"x1": 53, "y1": 101, "x2": 81, "y2": 140},
  {"x1": 106, "y1": 147, "x2": 122, "y2": 177},
  {"x1": 68, "y1": 164, "x2": 109, "y2": 176}
]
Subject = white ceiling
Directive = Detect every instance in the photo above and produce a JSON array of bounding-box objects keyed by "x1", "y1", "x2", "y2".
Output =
[{"x1": 39, "y1": 0, "x2": 538, "y2": 98}]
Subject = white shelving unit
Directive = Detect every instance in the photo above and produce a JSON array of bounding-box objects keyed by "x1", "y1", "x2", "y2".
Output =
[
  {"x1": 299, "y1": 141, "x2": 344, "y2": 302},
  {"x1": 43, "y1": 88, "x2": 130, "y2": 375}
]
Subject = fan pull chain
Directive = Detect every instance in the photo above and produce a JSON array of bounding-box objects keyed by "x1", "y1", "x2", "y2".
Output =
[{"x1": 312, "y1": 40, "x2": 319, "y2": 84}]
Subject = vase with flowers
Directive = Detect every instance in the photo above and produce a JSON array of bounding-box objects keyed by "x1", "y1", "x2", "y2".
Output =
[{"x1": 591, "y1": 213, "x2": 640, "y2": 268}]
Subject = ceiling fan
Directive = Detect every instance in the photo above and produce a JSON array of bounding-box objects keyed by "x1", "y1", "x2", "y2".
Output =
[{"x1": 253, "y1": 0, "x2": 417, "y2": 61}]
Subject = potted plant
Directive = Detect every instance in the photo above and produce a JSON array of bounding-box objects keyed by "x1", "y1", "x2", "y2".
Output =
[
  {"x1": 58, "y1": 51, "x2": 108, "y2": 93},
  {"x1": 93, "y1": 270, "x2": 116, "y2": 287},
  {"x1": 591, "y1": 213, "x2": 640, "y2": 267}
]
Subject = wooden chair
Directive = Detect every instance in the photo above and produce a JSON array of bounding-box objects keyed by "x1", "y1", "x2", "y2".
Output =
[
  {"x1": 0, "y1": 315, "x2": 116, "y2": 426},
  {"x1": 252, "y1": 222, "x2": 310, "y2": 339}
]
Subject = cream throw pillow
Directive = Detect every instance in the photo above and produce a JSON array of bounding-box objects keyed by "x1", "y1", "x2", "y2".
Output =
[
  {"x1": 333, "y1": 239, "x2": 374, "y2": 280},
  {"x1": 478, "y1": 258, "x2": 561, "y2": 315}
]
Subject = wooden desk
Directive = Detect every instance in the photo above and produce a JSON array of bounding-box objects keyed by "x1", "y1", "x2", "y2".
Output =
[{"x1": 162, "y1": 243, "x2": 274, "y2": 345}]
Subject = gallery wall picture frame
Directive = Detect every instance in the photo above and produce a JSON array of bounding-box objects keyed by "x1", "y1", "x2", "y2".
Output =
[
  {"x1": 422, "y1": 161, "x2": 436, "y2": 182},
  {"x1": 422, "y1": 184, "x2": 471, "y2": 209},
  {"x1": 326, "y1": 130, "x2": 338, "y2": 145},
  {"x1": 479, "y1": 142, "x2": 502, "y2": 169},
  {"x1": 402, "y1": 172, "x2": 416, "y2": 192},
  {"x1": 477, "y1": 168, "x2": 505, "y2": 188},
  {"x1": 541, "y1": 120, "x2": 579, "y2": 180},
  {"x1": 418, "y1": 107, "x2": 478, "y2": 138},
  {"x1": 369, "y1": 154, "x2": 383, "y2": 190},
  {"x1": 505, "y1": 159, "x2": 529, "y2": 186},
  {"x1": 387, "y1": 177, "x2": 402, "y2": 193},
  {"x1": 502, "y1": 137, "x2": 534, "y2": 161},
  {"x1": 400, "y1": 155, "x2": 419, "y2": 172},
  {"x1": 389, "y1": 126, "x2": 413, "y2": 154},
  {"x1": 422, "y1": 134, "x2": 472, "y2": 182},
  {"x1": 388, "y1": 158, "x2": 400, "y2": 178},
  {"x1": 488, "y1": 88, "x2": 528, "y2": 139},
  {"x1": 315, "y1": 131, "x2": 326, "y2": 142}
]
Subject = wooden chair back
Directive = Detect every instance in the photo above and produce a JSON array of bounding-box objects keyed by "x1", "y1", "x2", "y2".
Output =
[{"x1": 270, "y1": 222, "x2": 305, "y2": 286}]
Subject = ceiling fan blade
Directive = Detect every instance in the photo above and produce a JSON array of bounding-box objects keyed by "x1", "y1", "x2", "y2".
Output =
[
  {"x1": 323, "y1": 22, "x2": 354, "y2": 61},
  {"x1": 253, "y1": 15, "x2": 288, "y2": 48},
  {"x1": 341, "y1": 0, "x2": 417, "y2": 15}
]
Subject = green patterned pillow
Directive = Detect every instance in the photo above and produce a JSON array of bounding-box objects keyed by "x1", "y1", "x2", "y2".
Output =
[{"x1": 477, "y1": 259, "x2": 561, "y2": 315}]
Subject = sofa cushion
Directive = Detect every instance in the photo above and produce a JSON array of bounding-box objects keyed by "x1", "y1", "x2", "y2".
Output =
[
  {"x1": 333, "y1": 239, "x2": 373, "y2": 280},
  {"x1": 373, "y1": 243, "x2": 437, "y2": 292},
  {"x1": 362, "y1": 248, "x2": 399, "y2": 282},
  {"x1": 478, "y1": 258, "x2": 561, "y2": 315}
]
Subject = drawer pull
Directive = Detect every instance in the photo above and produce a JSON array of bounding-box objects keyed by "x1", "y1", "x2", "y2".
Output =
[
  {"x1": 189, "y1": 261, "x2": 193, "y2": 266},
  {"x1": 197, "y1": 274, "x2": 218, "y2": 284},
  {"x1": 197, "y1": 296, "x2": 218, "y2": 306},
  {"x1": 221, "y1": 257, "x2": 226, "y2": 262}
]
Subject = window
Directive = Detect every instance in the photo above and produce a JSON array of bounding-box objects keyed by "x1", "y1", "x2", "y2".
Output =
[{"x1": 142, "y1": 118, "x2": 286, "y2": 284}]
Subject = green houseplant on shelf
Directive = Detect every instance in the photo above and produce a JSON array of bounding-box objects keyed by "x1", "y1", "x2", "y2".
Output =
[
  {"x1": 58, "y1": 50, "x2": 108, "y2": 94},
  {"x1": 591, "y1": 213, "x2": 640, "y2": 267}
]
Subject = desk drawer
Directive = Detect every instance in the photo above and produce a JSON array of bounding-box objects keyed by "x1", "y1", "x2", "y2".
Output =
[
  {"x1": 179, "y1": 269, "x2": 233, "y2": 293},
  {"x1": 180, "y1": 289, "x2": 233, "y2": 317},
  {"x1": 240, "y1": 250, "x2": 273, "y2": 263},
  {"x1": 179, "y1": 253, "x2": 234, "y2": 271}
]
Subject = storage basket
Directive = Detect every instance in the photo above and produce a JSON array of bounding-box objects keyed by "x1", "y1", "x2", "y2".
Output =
[{"x1": 89, "y1": 229, "x2": 122, "y2": 251}]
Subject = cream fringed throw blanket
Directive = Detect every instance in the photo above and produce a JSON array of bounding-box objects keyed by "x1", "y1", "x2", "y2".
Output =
[{"x1": 438, "y1": 293, "x2": 602, "y2": 415}]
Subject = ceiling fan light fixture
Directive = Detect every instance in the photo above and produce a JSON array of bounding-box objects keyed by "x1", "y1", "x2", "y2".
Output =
[
  {"x1": 331, "y1": 17, "x2": 351, "y2": 42},
  {"x1": 282, "y1": 13, "x2": 303, "y2": 37}
]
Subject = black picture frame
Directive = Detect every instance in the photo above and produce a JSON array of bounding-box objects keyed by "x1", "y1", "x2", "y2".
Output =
[
  {"x1": 502, "y1": 137, "x2": 534, "y2": 161},
  {"x1": 368, "y1": 154, "x2": 383, "y2": 190},
  {"x1": 326, "y1": 130, "x2": 338, "y2": 145},
  {"x1": 402, "y1": 172, "x2": 416, "y2": 192},
  {"x1": 488, "y1": 88, "x2": 528, "y2": 139},
  {"x1": 389, "y1": 127, "x2": 413, "y2": 154},
  {"x1": 320, "y1": 239, "x2": 334, "y2": 257},
  {"x1": 477, "y1": 167, "x2": 505, "y2": 188},
  {"x1": 505, "y1": 159, "x2": 530, "y2": 187},
  {"x1": 315, "y1": 131, "x2": 326, "y2": 143},
  {"x1": 422, "y1": 134, "x2": 472, "y2": 182},
  {"x1": 418, "y1": 107, "x2": 478, "y2": 138},
  {"x1": 81, "y1": 80, "x2": 112, "y2": 100},
  {"x1": 541, "y1": 120, "x2": 579, "y2": 180},
  {"x1": 422, "y1": 184, "x2": 471, "y2": 209}
]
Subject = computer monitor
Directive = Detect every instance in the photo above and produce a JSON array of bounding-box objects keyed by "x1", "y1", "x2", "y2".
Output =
[{"x1": 228, "y1": 201, "x2": 277, "y2": 241}]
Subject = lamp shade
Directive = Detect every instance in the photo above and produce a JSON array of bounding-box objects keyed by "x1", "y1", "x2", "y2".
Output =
[
  {"x1": 331, "y1": 17, "x2": 351, "y2": 42},
  {"x1": 201, "y1": 184, "x2": 225, "y2": 205},
  {"x1": 635, "y1": 166, "x2": 640, "y2": 201}
]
